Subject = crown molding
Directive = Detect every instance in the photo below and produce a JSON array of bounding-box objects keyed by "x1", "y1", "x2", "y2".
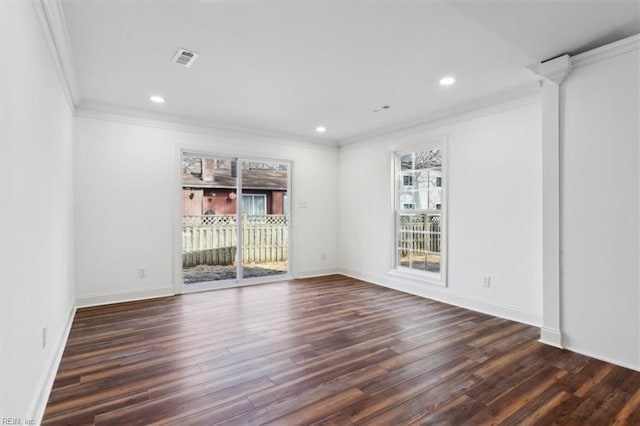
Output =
[
  {"x1": 32, "y1": 0, "x2": 81, "y2": 108},
  {"x1": 527, "y1": 54, "x2": 572, "y2": 85},
  {"x1": 75, "y1": 101, "x2": 340, "y2": 150},
  {"x1": 339, "y1": 83, "x2": 540, "y2": 149},
  {"x1": 572, "y1": 33, "x2": 640, "y2": 69}
]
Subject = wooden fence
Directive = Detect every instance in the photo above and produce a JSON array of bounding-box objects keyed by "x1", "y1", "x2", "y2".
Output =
[
  {"x1": 398, "y1": 214, "x2": 441, "y2": 254},
  {"x1": 184, "y1": 213, "x2": 440, "y2": 267},
  {"x1": 183, "y1": 214, "x2": 288, "y2": 267}
]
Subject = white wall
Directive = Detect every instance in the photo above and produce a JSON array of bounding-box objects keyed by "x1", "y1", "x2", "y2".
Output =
[
  {"x1": 74, "y1": 116, "x2": 338, "y2": 305},
  {"x1": 338, "y1": 100, "x2": 543, "y2": 325},
  {"x1": 561, "y1": 47, "x2": 640, "y2": 368},
  {"x1": 0, "y1": 2, "x2": 75, "y2": 420}
]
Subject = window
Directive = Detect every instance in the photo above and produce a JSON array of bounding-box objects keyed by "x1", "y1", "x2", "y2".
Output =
[
  {"x1": 402, "y1": 202, "x2": 416, "y2": 210},
  {"x1": 241, "y1": 194, "x2": 267, "y2": 215},
  {"x1": 402, "y1": 175, "x2": 414, "y2": 187},
  {"x1": 393, "y1": 144, "x2": 446, "y2": 285}
]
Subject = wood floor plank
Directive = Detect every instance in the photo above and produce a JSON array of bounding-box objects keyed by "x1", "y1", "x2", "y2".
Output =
[
  {"x1": 93, "y1": 376, "x2": 274, "y2": 425},
  {"x1": 42, "y1": 275, "x2": 640, "y2": 425},
  {"x1": 358, "y1": 370, "x2": 481, "y2": 425},
  {"x1": 359, "y1": 344, "x2": 474, "y2": 397},
  {"x1": 263, "y1": 388, "x2": 366, "y2": 426},
  {"x1": 560, "y1": 358, "x2": 615, "y2": 397},
  {"x1": 347, "y1": 356, "x2": 479, "y2": 423},
  {"x1": 472, "y1": 366, "x2": 568, "y2": 425},
  {"x1": 310, "y1": 411, "x2": 355, "y2": 426},
  {"x1": 407, "y1": 394, "x2": 485, "y2": 425},
  {"x1": 465, "y1": 358, "x2": 549, "y2": 405},
  {"x1": 611, "y1": 386, "x2": 640, "y2": 425},
  {"x1": 249, "y1": 361, "x2": 388, "y2": 409},
  {"x1": 154, "y1": 396, "x2": 255, "y2": 426}
]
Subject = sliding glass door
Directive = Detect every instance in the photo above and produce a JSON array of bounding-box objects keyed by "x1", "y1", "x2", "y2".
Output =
[
  {"x1": 181, "y1": 153, "x2": 289, "y2": 291},
  {"x1": 239, "y1": 160, "x2": 289, "y2": 280}
]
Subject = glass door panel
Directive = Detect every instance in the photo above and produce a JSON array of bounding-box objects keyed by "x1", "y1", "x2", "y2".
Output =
[
  {"x1": 239, "y1": 160, "x2": 289, "y2": 279},
  {"x1": 182, "y1": 154, "x2": 238, "y2": 288}
]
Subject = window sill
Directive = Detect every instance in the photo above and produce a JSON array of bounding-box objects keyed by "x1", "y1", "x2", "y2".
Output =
[{"x1": 388, "y1": 268, "x2": 446, "y2": 287}]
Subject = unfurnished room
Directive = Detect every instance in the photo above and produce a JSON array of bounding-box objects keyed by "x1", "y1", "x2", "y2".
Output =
[{"x1": 1, "y1": 0, "x2": 640, "y2": 424}]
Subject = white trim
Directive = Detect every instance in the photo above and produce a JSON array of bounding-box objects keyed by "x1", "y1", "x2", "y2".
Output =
[
  {"x1": 539, "y1": 327, "x2": 563, "y2": 349},
  {"x1": 542, "y1": 78, "x2": 564, "y2": 343},
  {"x1": 76, "y1": 287, "x2": 175, "y2": 309},
  {"x1": 181, "y1": 278, "x2": 241, "y2": 294},
  {"x1": 339, "y1": 85, "x2": 539, "y2": 148},
  {"x1": 75, "y1": 102, "x2": 338, "y2": 150},
  {"x1": 31, "y1": 0, "x2": 80, "y2": 109},
  {"x1": 339, "y1": 268, "x2": 542, "y2": 327},
  {"x1": 176, "y1": 150, "x2": 293, "y2": 293},
  {"x1": 237, "y1": 161, "x2": 245, "y2": 279},
  {"x1": 572, "y1": 33, "x2": 640, "y2": 69},
  {"x1": 28, "y1": 303, "x2": 76, "y2": 424},
  {"x1": 391, "y1": 137, "x2": 448, "y2": 287},
  {"x1": 562, "y1": 344, "x2": 640, "y2": 373},
  {"x1": 528, "y1": 52, "x2": 572, "y2": 356},
  {"x1": 540, "y1": 333, "x2": 640, "y2": 372},
  {"x1": 173, "y1": 146, "x2": 184, "y2": 295},
  {"x1": 388, "y1": 269, "x2": 444, "y2": 288},
  {"x1": 182, "y1": 274, "x2": 293, "y2": 293},
  {"x1": 527, "y1": 54, "x2": 572, "y2": 84},
  {"x1": 338, "y1": 34, "x2": 637, "y2": 149},
  {"x1": 232, "y1": 273, "x2": 292, "y2": 287},
  {"x1": 294, "y1": 268, "x2": 340, "y2": 279}
]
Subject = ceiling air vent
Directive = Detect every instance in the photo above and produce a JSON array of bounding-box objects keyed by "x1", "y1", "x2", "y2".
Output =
[{"x1": 172, "y1": 48, "x2": 199, "y2": 67}]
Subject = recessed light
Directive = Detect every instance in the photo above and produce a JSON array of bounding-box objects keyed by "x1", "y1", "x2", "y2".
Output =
[
  {"x1": 150, "y1": 95, "x2": 166, "y2": 103},
  {"x1": 439, "y1": 76, "x2": 456, "y2": 86},
  {"x1": 316, "y1": 126, "x2": 326, "y2": 133}
]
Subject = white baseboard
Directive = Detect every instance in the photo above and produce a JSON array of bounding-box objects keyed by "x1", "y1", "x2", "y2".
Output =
[
  {"x1": 28, "y1": 303, "x2": 76, "y2": 424},
  {"x1": 76, "y1": 287, "x2": 175, "y2": 308},
  {"x1": 293, "y1": 268, "x2": 339, "y2": 279},
  {"x1": 562, "y1": 344, "x2": 640, "y2": 372},
  {"x1": 539, "y1": 327, "x2": 563, "y2": 348},
  {"x1": 338, "y1": 268, "x2": 542, "y2": 327}
]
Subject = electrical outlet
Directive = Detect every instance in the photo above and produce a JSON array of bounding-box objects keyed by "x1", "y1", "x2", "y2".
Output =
[
  {"x1": 138, "y1": 267, "x2": 147, "y2": 278},
  {"x1": 42, "y1": 326, "x2": 47, "y2": 348},
  {"x1": 483, "y1": 276, "x2": 491, "y2": 288},
  {"x1": 320, "y1": 252, "x2": 326, "y2": 261}
]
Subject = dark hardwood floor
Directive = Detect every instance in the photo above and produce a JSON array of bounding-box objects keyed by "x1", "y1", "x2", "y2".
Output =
[{"x1": 43, "y1": 275, "x2": 640, "y2": 425}]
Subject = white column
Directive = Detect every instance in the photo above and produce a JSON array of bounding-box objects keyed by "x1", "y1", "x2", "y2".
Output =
[{"x1": 529, "y1": 55, "x2": 572, "y2": 348}]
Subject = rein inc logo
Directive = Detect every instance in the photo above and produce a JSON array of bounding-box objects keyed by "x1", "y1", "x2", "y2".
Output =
[{"x1": 1, "y1": 418, "x2": 35, "y2": 425}]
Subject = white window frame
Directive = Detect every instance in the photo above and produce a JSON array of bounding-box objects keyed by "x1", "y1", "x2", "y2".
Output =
[
  {"x1": 390, "y1": 138, "x2": 448, "y2": 287},
  {"x1": 176, "y1": 149, "x2": 292, "y2": 294}
]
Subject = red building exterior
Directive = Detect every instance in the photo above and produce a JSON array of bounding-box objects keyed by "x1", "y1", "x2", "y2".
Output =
[
  {"x1": 182, "y1": 161, "x2": 287, "y2": 216},
  {"x1": 182, "y1": 188, "x2": 286, "y2": 216}
]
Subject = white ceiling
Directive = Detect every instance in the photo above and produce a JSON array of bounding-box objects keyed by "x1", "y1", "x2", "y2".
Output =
[{"x1": 61, "y1": 0, "x2": 640, "y2": 145}]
